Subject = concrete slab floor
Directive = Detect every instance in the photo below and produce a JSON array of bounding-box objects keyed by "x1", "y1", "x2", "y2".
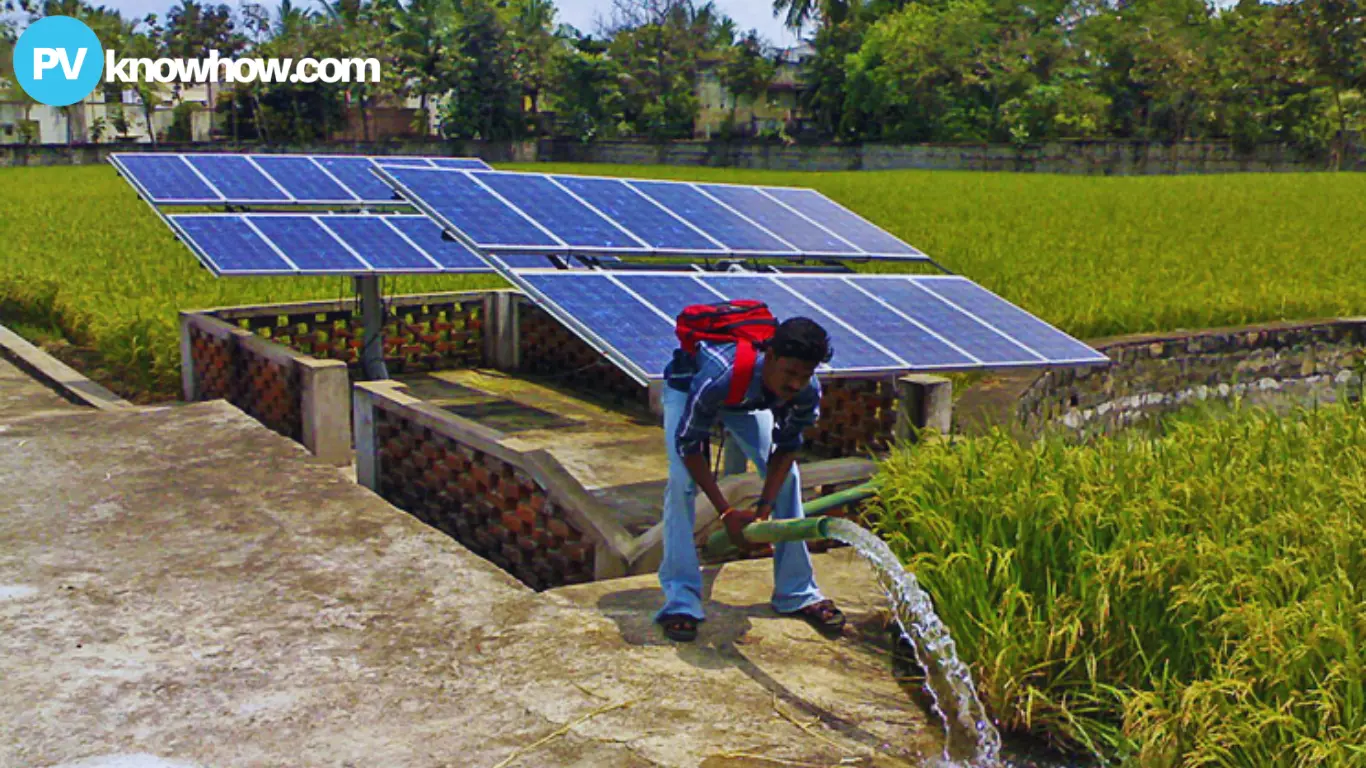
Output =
[{"x1": 0, "y1": 400, "x2": 946, "y2": 768}]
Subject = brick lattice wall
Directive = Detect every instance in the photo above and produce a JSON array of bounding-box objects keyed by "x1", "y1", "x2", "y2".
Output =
[
  {"x1": 374, "y1": 407, "x2": 596, "y2": 590},
  {"x1": 803, "y1": 378, "x2": 898, "y2": 459},
  {"x1": 517, "y1": 302, "x2": 651, "y2": 409},
  {"x1": 189, "y1": 324, "x2": 302, "y2": 441},
  {"x1": 226, "y1": 297, "x2": 485, "y2": 378}
]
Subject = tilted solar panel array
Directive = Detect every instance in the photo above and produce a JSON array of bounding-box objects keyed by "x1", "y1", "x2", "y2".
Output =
[
  {"x1": 506, "y1": 269, "x2": 1109, "y2": 384},
  {"x1": 377, "y1": 166, "x2": 928, "y2": 261},
  {"x1": 110, "y1": 152, "x2": 491, "y2": 206},
  {"x1": 166, "y1": 214, "x2": 491, "y2": 275}
]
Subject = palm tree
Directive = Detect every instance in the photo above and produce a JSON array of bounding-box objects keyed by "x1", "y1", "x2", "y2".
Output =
[{"x1": 771, "y1": 0, "x2": 853, "y2": 32}]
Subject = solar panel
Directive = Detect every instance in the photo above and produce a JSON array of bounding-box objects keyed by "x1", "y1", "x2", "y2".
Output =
[
  {"x1": 761, "y1": 187, "x2": 924, "y2": 257},
  {"x1": 508, "y1": 270, "x2": 1107, "y2": 384},
  {"x1": 375, "y1": 167, "x2": 930, "y2": 261},
  {"x1": 167, "y1": 213, "x2": 493, "y2": 276},
  {"x1": 109, "y1": 153, "x2": 493, "y2": 206}
]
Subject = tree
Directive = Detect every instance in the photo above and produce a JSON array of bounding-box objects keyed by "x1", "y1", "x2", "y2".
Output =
[
  {"x1": 437, "y1": 0, "x2": 523, "y2": 140},
  {"x1": 507, "y1": 0, "x2": 563, "y2": 119},
  {"x1": 394, "y1": 0, "x2": 453, "y2": 136},
  {"x1": 163, "y1": 0, "x2": 240, "y2": 136},
  {"x1": 550, "y1": 44, "x2": 624, "y2": 140},
  {"x1": 1298, "y1": 0, "x2": 1366, "y2": 168},
  {"x1": 718, "y1": 30, "x2": 776, "y2": 135}
]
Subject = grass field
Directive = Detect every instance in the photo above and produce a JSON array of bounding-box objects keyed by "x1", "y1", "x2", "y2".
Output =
[
  {"x1": 2, "y1": 163, "x2": 1364, "y2": 398},
  {"x1": 872, "y1": 398, "x2": 1366, "y2": 765}
]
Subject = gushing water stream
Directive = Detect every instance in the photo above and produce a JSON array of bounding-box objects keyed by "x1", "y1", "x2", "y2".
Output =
[{"x1": 824, "y1": 517, "x2": 1003, "y2": 767}]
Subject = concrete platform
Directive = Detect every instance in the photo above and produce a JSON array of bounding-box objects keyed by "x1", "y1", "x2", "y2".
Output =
[{"x1": 1, "y1": 400, "x2": 945, "y2": 768}]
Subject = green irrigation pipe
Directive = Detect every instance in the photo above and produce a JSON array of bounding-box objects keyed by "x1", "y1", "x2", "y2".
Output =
[{"x1": 702, "y1": 478, "x2": 881, "y2": 560}]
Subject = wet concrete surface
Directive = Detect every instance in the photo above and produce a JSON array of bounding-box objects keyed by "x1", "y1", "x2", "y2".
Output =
[{"x1": 1, "y1": 399, "x2": 945, "y2": 768}]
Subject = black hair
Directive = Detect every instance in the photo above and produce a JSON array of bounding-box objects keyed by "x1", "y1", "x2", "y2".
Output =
[{"x1": 768, "y1": 317, "x2": 833, "y2": 365}]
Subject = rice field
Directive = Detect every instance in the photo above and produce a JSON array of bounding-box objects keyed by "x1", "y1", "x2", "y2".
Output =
[
  {"x1": 2, "y1": 163, "x2": 1364, "y2": 398},
  {"x1": 871, "y1": 397, "x2": 1366, "y2": 765},
  {"x1": 3, "y1": 162, "x2": 1364, "y2": 764}
]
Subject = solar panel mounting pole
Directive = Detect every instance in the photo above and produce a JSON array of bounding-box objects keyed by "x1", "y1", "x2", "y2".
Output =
[{"x1": 354, "y1": 275, "x2": 389, "y2": 380}]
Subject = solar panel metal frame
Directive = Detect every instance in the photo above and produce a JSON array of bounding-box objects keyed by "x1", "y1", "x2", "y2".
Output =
[
  {"x1": 374, "y1": 166, "x2": 931, "y2": 262},
  {"x1": 165, "y1": 212, "x2": 494, "y2": 277},
  {"x1": 488, "y1": 260, "x2": 1108, "y2": 386},
  {"x1": 109, "y1": 152, "x2": 492, "y2": 207}
]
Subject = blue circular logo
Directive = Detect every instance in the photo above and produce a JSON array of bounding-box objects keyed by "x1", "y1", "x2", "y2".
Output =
[{"x1": 12, "y1": 16, "x2": 106, "y2": 107}]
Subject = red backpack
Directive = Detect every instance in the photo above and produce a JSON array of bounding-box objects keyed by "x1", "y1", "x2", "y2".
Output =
[{"x1": 675, "y1": 300, "x2": 777, "y2": 406}]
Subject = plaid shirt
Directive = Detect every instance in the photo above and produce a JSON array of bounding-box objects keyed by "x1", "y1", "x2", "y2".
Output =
[{"x1": 664, "y1": 342, "x2": 821, "y2": 458}]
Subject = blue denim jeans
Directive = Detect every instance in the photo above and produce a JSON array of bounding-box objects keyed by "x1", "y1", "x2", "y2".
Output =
[{"x1": 655, "y1": 385, "x2": 826, "y2": 622}]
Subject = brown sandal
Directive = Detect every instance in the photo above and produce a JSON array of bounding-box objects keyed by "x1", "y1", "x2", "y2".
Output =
[
  {"x1": 658, "y1": 613, "x2": 699, "y2": 642},
  {"x1": 780, "y1": 599, "x2": 846, "y2": 634}
]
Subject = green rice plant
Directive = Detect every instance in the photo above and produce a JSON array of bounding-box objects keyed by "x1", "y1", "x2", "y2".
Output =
[
  {"x1": 4, "y1": 163, "x2": 1365, "y2": 400},
  {"x1": 0, "y1": 166, "x2": 503, "y2": 398},
  {"x1": 867, "y1": 398, "x2": 1366, "y2": 765}
]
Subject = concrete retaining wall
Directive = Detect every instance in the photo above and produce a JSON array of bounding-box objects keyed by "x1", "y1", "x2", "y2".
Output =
[
  {"x1": 1018, "y1": 318, "x2": 1366, "y2": 437},
  {"x1": 0, "y1": 139, "x2": 537, "y2": 167},
  {"x1": 541, "y1": 138, "x2": 1365, "y2": 174}
]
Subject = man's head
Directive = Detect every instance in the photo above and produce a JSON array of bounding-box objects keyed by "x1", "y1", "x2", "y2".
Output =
[{"x1": 761, "y1": 317, "x2": 832, "y2": 402}]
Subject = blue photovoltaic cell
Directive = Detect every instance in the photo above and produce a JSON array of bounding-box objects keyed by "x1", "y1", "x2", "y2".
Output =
[
  {"x1": 372, "y1": 157, "x2": 436, "y2": 167},
  {"x1": 386, "y1": 168, "x2": 560, "y2": 249},
  {"x1": 522, "y1": 273, "x2": 678, "y2": 375},
  {"x1": 699, "y1": 185, "x2": 859, "y2": 255},
  {"x1": 550, "y1": 176, "x2": 723, "y2": 254},
  {"x1": 252, "y1": 156, "x2": 356, "y2": 202},
  {"x1": 704, "y1": 276, "x2": 900, "y2": 370},
  {"x1": 318, "y1": 217, "x2": 438, "y2": 271},
  {"x1": 614, "y1": 274, "x2": 725, "y2": 318},
  {"x1": 115, "y1": 155, "x2": 220, "y2": 202},
  {"x1": 629, "y1": 181, "x2": 796, "y2": 254},
  {"x1": 432, "y1": 158, "x2": 493, "y2": 170},
  {"x1": 386, "y1": 216, "x2": 489, "y2": 270},
  {"x1": 474, "y1": 173, "x2": 643, "y2": 250},
  {"x1": 249, "y1": 216, "x2": 368, "y2": 272},
  {"x1": 916, "y1": 278, "x2": 1106, "y2": 362},
  {"x1": 856, "y1": 279, "x2": 1039, "y2": 364},
  {"x1": 315, "y1": 157, "x2": 402, "y2": 202},
  {"x1": 185, "y1": 155, "x2": 290, "y2": 202},
  {"x1": 788, "y1": 278, "x2": 974, "y2": 367},
  {"x1": 762, "y1": 187, "x2": 919, "y2": 256},
  {"x1": 172, "y1": 216, "x2": 293, "y2": 274}
]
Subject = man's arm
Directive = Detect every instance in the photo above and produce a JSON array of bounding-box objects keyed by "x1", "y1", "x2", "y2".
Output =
[
  {"x1": 755, "y1": 378, "x2": 821, "y2": 516},
  {"x1": 675, "y1": 371, "x2": 733, "y2": 514},
  {"x1": 753, "y1": 449, "x2": 798, "y2": 518},
  {"x1": 683, "y1": 452, "x2": 732, "y2": 516}
]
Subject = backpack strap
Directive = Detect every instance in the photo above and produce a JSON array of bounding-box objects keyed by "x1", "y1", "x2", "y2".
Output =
[{"x1": 725, "y1": 340, "x2": 757, "y2": 407}]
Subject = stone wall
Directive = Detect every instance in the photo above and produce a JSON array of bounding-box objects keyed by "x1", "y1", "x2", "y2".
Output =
[
  {"x1": 8, "y1": 137, "x2": 1362, "y2": 174},
  {"x1": 1018, "y1": 319, "x2": 1366, "y2": 437}
]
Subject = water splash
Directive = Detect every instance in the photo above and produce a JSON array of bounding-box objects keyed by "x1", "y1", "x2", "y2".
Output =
[{"x1": 825, "y1": 517, "x2": 1003, "y2": 767}]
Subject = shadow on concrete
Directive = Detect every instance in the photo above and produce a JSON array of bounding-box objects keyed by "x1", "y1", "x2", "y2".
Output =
[{"x1": 594, "y1": 568, "x2": 917, "y2": 758}]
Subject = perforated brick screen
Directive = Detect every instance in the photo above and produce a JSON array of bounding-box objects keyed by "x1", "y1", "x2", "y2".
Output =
[
  {"x1": 189, "y1": 324, "x2": 302, "y2": 441},
  {"x1": 374, "y1": 406, "x2": 596, "y2": 590}
]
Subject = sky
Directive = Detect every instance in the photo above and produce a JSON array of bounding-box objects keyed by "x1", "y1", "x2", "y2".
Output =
[{"x1": 94, "y1": 0, "x2": 806, "y2": 47}]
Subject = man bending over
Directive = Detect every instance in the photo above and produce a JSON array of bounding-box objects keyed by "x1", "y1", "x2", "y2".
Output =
[{"x1": 656, "y1": 316, "x2": 846, "y2": 642}]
